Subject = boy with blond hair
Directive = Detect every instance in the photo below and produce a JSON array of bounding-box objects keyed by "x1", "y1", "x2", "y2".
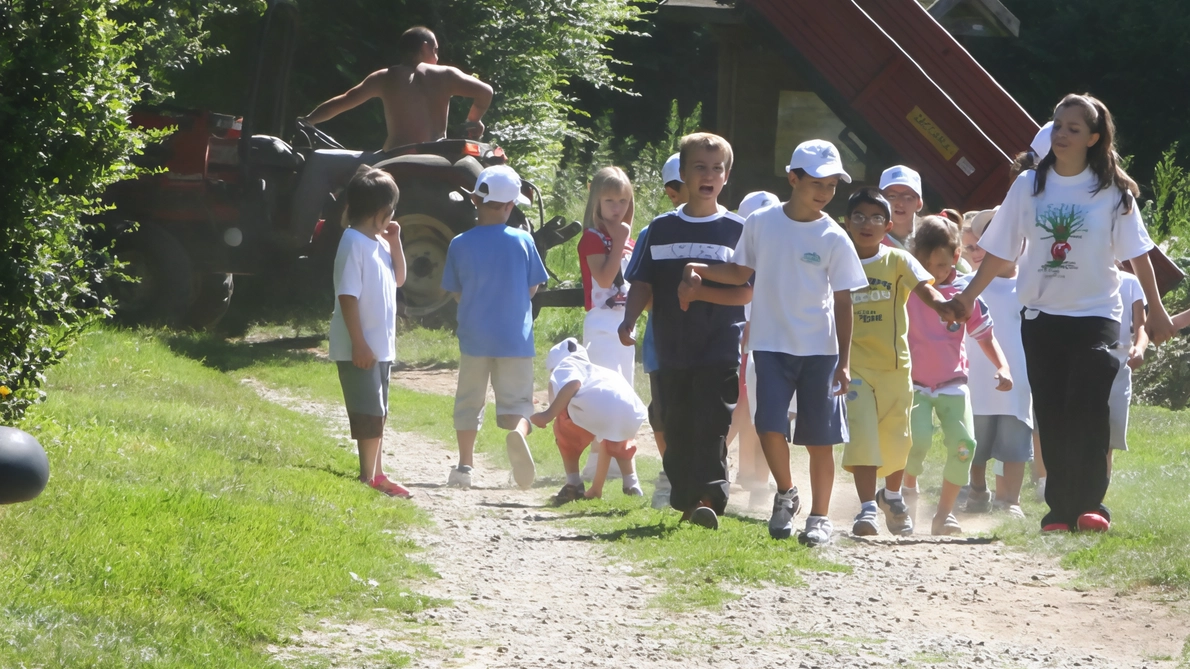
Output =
[
  {"x1": 620, "y1": 133, "x2": 748, "y2": 530},
  {"x1": 442, "y1": 165, "x2": 548, "y2": 491}
]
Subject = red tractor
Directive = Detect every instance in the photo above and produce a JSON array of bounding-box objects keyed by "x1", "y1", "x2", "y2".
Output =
[{"x1": 99, "y1": 0, "x2": 582, "y2": 330}]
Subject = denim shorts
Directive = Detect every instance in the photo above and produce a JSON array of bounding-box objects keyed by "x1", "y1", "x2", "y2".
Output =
[{"x1": 752, "y1": 351, "x2": 847, "y2": 445}]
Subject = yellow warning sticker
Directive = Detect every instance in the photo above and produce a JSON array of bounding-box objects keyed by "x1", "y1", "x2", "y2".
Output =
[{"x1": 907, "y1": 106, "x2": 959, "y2": 160}]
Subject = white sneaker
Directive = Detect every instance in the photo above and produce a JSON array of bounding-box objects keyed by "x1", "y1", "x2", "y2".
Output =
[
  {"x1": 447, "y1": 465, "x2": 472, "y2": 489},
  {"x1": 799, "y1": 515, "x2": 833, "y2": 547},
  {"x1": 505, "y1": 431, "x2": 535, "y2": 490},
  {"x1": 768, "y1": 487, "x2": 801, "y2": 539},
  {"x1": 651, "y1": 471, "x2": 671, "y2": 510}
]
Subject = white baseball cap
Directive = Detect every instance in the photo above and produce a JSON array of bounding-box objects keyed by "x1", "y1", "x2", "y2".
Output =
[
  {"x1": 787, "y1": 140, "x2": 852, "y2": 183},
  {"x1": 879, "y1": 165, "x2": 922, "y2": 198},
  {"x1": 1031, "y1": 121, "x2": 1053, "y2": 158},
  {"x1": 737, "y1": 191, "x2": 780, "y2": 219},
  {"x1": 469, "y1": 165, "x2": 531, "y2": 206},
  {"x1": 662, "y1": 152, "x2": 683, "y2": 185},
  {"x1": 970, "y1": 207, "x2": 999, "y2": 238}
]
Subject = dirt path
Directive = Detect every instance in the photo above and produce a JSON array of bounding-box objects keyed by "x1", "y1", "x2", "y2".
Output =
[{"x1": 252, "y1": 376, "x2": 1190, "y2": 668}]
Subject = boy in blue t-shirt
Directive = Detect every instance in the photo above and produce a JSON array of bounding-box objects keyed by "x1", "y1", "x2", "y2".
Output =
[
  {"x1": 621, "y1": 133, "x2": 749, "y2": 530},
  {"x1": 442, "y1": 165, "x2": 548, "y2": 491}
]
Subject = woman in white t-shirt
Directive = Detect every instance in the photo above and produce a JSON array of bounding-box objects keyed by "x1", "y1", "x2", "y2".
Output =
[{"x1": 953, "y1": 94, "x2": 1176, "y2": 534}]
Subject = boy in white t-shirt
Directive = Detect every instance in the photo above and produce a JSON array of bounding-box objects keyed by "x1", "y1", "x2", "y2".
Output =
[
  {"x1": 1109, "y1": 268, "x2": 1148, "y2": 476},
  {"x1": 683, "y1": 140, "x2": 869, "y2": 546},
  {"x1": 329, "y1": 166, "x2": 410, "y2": 498},
  {"x1": 880, "y1": 165, "x2": 924, "y2": 251},
  {"x1": 531, "y1": 339, "x2": 649, "y2": 503}
]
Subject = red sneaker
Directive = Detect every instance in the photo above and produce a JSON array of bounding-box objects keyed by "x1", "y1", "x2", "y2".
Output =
[
  {"x1": 366, "y1": 474, "x2": 413, "y2": 499},
  {"x1": 1076, "y1": 512, "x2": 1110, "y2": 533},
  {"x1": 1041, "y1": 522, "x2": 1070, "y2": 533}
]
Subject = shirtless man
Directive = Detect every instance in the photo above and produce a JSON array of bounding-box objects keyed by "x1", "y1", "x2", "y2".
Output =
[{"x1": 292, "y1": 26, "x2": 494, "y2": 237}]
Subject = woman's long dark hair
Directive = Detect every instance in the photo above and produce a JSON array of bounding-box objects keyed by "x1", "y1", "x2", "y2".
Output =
[{"x1": 1033, "y1": 93, "x2": 1139, "y2": 213}]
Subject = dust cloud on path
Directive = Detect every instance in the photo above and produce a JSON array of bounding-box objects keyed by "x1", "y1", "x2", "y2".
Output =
[{"x1": 250, "y1": 375, "x2": 1189, "y2": 669}]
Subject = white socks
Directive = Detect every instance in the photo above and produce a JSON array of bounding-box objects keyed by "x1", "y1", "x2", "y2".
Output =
[
  {"x1": 566, "y1": 472, "x2": 582, "y2": 486},
  {"x1": 883, "y1": 487, "x2": 903, "y2": 502},
  {"x1": 623, "y1": 473, "x2": 640, "y2": 489}
]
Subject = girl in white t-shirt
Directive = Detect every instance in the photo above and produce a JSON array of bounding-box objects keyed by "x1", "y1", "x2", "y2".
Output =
[
  {"x1": 577, "y1": 167, "x2": 637, "y2": 480},
  {"x1": 329, "y1": 167, "x2": 409, "y2": 498},
  {"x1": 953, "y1": 94, "x2": 1176, "y2": 534}
]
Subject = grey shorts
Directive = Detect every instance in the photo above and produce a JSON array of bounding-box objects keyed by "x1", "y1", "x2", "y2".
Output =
[
  {"x1": 973, "y1": 414, "x2": 1033, "y2": 465},
  {"x1": 453, "y1": 355, "x2": 535, "y2": 431},
  {"x1": 337, "y1": 361, "x2": 392, "y2": 440},
  {"x1": 1109, "y1": 362, "x2": 1131, "y2": 451}
]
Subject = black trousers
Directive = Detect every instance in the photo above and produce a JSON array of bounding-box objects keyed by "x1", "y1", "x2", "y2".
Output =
[
  {"x1": 655, "y1": 365, "x2": 739, "y2": 515},
  {"x1": 1021, "y1": 311, "x2": 1120, "y2": 527}
]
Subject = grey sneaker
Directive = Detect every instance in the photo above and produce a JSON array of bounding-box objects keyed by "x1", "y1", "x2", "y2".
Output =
[
  {"x1": 852, "y1": 506, "x2": 879, "y2": 536},
  {"x1": 876, "y1": 489, "x2": 914, "y2": 535},
  {"x1": 965, "y1": 488, "x2": 993, "y2": 513},
  {"x1": 505, "y1": 431, "x2": 536, "y2": 490},
  {"x1": 932, "y1": 513, "x2": 962, "y2": 536},
  {"x1": 768, "y1": 487, "x2": 801, "y2": 539},
  {"x1": 690, "y1": 506, "x2": 719, "y2": 530},
  {"x1": 993, "y1": 500, "x2": 1026, "y2": 519},
  {"x1": 798, "y1": 515, "x2": 834, "y2": 547},
  {"x1": 623, "y1": 482, "x2": 644, "y2": 496},
  {"x1": 447, "y1": 465, "x2": 472, "y2": 489},
  {"x1": 651, "y1": 471, "x2": 671, "y2": 510},
  {"x1": 552, "y1": 482, "x2": 585, "y2": 506}
]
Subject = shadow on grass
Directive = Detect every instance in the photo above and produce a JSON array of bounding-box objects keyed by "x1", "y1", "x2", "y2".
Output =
[
  {"x1": 521, "y1": 521, "x2": 676, "y2": 543},
  {"x1": 166, "y1": 332, "x2": 324, "y2": 372}
]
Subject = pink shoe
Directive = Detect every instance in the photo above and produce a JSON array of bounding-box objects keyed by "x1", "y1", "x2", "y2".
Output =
[
  {"x1": 1076, "y1": 512, "x2": 1110, "y2": 533},
  {"x1": 1041, "y1": 522, "x2": 1070, "y2": 533},
  {"x1": 366, "y1": 474, "x2": 413, "y2": 499}
]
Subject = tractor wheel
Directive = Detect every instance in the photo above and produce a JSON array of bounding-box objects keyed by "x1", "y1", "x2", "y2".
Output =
[
  {"x1": 186, "y1": 273, "x2": 234, "y2": 331},
  {"x1": 399, "y1": 213, "x2": 458, "y2": 329},
  {"x1": 111, "y1": 222, "x2": 193, "y2": 327}
]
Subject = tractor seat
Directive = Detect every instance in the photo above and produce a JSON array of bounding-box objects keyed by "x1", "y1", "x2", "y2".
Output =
[
  {"x1": 372, "y1": 154, "x2": 483, "y2": 191},
  {"x1": 250, "y1": 135, "x2": 304, "y2": 170}
]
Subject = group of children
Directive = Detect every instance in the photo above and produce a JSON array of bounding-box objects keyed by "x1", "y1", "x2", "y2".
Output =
[{"x1": 327, "y1": 91, "x2": 1178, "y2": 546}]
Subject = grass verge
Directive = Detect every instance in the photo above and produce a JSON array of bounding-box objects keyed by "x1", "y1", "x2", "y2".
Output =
[
  {"x1": 549, "y1": 494, "x2": 849, "y2": 609},
  {"x1": 990, "y1": 405, "x2": 1190, "y2": 593},
  {"x1": 0, "y1": 328, "x2": 435, "y2": 668}
]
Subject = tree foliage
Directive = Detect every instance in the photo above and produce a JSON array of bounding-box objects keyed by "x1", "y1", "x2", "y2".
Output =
[{"x1": 0, "y1": 0, "x2": 246, "y2": 421}]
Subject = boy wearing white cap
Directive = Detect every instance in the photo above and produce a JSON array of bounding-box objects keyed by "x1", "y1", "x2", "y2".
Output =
[
  {"x1": 531, "y1": 338, "x2": 648, "y2": 503},
  {"x1": 442, "y1": 165, "x2": 548, "y2": 491},
  {"x1": 879, "y1": 165, "x2": 924, "y2": 250},
  {"x1": 682, "y1": 139, "x2": 868, "y2": 546}
]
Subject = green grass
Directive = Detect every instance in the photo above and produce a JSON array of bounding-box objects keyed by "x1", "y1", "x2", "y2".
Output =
[
  {"x1": 0, "y1": 329, "x2": 436, "y2": 668},
  {"x1": 549, "y1": 494, "x2": 848, "y2": 609},
  {"x1": 989, "y1": 406, "x2": 1190, "y2": 592}
]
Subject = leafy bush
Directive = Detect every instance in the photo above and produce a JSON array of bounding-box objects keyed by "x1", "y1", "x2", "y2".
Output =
[
  {"x1": 0, "y1": 0, "x2": 243, "y2": 421},
  {"x1": 1135, "y1": 145, "x2": 1190, "y2": 409}
]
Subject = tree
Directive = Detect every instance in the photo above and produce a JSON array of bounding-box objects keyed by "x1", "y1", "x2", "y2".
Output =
[{"x1": 0, "y1": 0, "x2": 248, "y2": 421}]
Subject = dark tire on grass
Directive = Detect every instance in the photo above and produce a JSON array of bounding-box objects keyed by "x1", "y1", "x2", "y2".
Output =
[
  {"x1": 111, "y1": 221, "x2": 193, "y2": 328},
  {"x1": 186, "y1": 273, "x2": 234, "y2": 331}
]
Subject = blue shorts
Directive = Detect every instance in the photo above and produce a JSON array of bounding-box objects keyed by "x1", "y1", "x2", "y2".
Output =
[{"x1": 752, "y1": 351, "x2": 847, "y2": 446}]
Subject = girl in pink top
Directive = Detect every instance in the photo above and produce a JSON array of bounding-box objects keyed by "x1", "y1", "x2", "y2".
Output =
[{"x1": 903, "y1": 217, "x2": 1012, "y2": 535}]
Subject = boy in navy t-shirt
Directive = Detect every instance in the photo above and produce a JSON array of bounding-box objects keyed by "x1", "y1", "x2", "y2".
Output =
[
  {"x1": 620, "y1": 133, "x2": 749, "y2": 530},
  {"x1": 442, "y1": 165, "x2": 548, "y2": 491}
]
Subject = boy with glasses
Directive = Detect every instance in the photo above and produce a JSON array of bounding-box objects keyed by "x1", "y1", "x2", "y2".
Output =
[{"x1": 840, "y1": 188, "x2": 953, "y2": 535}]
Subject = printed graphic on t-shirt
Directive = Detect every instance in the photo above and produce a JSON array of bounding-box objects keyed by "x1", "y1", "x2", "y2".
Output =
[
  {"x1": 1036, "y1": 204, "x2": 1087, "y2": 273},
  {"x1": 853, "y1": 277, "x2": 893, "y2": 324}
]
